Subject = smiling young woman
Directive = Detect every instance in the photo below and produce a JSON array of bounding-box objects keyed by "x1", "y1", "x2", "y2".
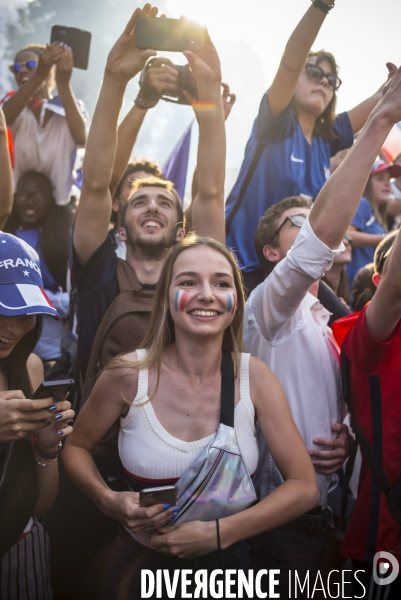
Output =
[{"x1": 63, "y1": 234, "x2": 319, "y2": 599}]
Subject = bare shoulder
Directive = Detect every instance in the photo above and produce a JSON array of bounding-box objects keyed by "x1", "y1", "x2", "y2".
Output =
[
  {"x1": 91, "y1": 351, "x2": 141, "y2": 406},
  {"x1": 27, "y1": 353, "x2": 44, "y2": 391},
  {"x1": 248, "y1": 354, "x2": 285, "y2": 409}
]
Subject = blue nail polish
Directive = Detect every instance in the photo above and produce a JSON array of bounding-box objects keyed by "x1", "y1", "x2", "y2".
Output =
[
  {"x1": 48, "y1": 405, "x2": 57, "y2": 412},
  {"x1": 172, "y1": 507, "x2": 180, "y2": 513},
  {"x1": 55, "y1": 413, "x2": 63, "y2": 420},
  {"x1": 57, "y1": 430, "x2": 64, "y2": 436},
  {"x1": 163, "y1": 503, "x2": 171, "y2": 510}
]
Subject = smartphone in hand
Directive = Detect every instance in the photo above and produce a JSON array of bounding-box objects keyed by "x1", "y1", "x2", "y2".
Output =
[
  {"x1": 135, "y1": 17, "x2": 203, "y2": 52},
  {"x1": 32, "y1": 379, "x2": 75, "y2": 401},
  {"x1": 50, "y1": 25, "x2": 91, "y2": 69},
  {"x1": 139, "y1": 486, "x2": 177, "y2": 507}
]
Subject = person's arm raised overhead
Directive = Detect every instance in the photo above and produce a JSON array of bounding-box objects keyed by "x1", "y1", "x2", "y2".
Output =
[
  {"x1": 109, "y1": 58, "x2": 178, "y2": 197},
  {"x1": 54, "y1": 46, "x2": 87, "y2": 145},
  {"x1": 184, "y1": 29, "x2": 225, "y2": 244},
  {"x1": 0, "y1": 109, "x2": 13, "y2": 230},
  {"x1": 267, "y1": 1, "x2": 332, "y2": 120},
  {"x1": 2, "y1": 43, "x2": 63, "y2": 125},
  {"x1": 347, "y1": 84, "x2": 386, "y2": 135},
  {"x1": 309, "y1": 63, "x2": 401, "y2": 249},
  {"x1": 73, "y1": 4, "x2": 157, "y2": 264},
  {"x1": 366, "y1": 229, "x2": 401, "y2": 342}
]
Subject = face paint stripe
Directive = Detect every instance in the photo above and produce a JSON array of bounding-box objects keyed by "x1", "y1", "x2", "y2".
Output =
[
  {"x1": 179, "y1": 290, "x2": 190, "y2": 312},
  {"x1": 226, "y1": 293, "x2": 234, "y2": 314},
  {"x1": 174, "y1": 290, "x2": 180, "y2": 313}
]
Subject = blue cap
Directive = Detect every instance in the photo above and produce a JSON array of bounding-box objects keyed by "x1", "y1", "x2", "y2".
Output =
[{"x1": 0, "y1": 233, "x2": 60, "y2": 319}]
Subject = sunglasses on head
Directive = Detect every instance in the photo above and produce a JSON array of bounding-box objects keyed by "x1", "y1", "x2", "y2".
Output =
[
  {"x1": 304, "y1": 63, "x2": 342, "y2": 92},
  {"x1": 9, "y1": 59, "x2": 38, "y2": 75},
  {"x1": 270, "y1": 214, "x2": 307, "y2": 244}
]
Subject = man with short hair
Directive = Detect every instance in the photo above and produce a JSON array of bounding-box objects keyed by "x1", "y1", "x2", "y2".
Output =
[
  {"x1": 245, "y1": 62, "x2": 401, "y2": 595},
  {"x1": 73, "y1": 5, "x2": 225, "y2": 389}
]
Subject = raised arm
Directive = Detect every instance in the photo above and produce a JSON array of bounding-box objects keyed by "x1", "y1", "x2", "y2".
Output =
[
  {"x1": 54, "y1": 47, "x2": 87, "y2": 145},
  {"x1": 0, "y1": 109, "x2": 13, "y2": 230},
  {"x1": 2, "y1": 44, "x2": 63, "y2": 125},
  {"x1": 366, "y1": 229, "x2": 401, "y2": 341},
  {"x1": 184, "y1": 31, "x2": 226, "y2": 244},
  {"x1": 267, "y1": 1, "x2": 331, "y2": 119},
  {"x1": 110, "y1": 58, "x2": 178, "y2": 197},
  {"x1": 347, "y1": 86, "x2": 383, "y2": 135},
  {"x1": 73, "y1": 5, "x2": 157, "y2": 264},
  {"x1": 309, "y1": 64, "x2": 401, "y2": 249}
]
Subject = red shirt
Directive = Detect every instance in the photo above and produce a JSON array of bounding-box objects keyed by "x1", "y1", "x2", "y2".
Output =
[{"x1": 340, "y1": 306, "x2": 401, "y2": 564}]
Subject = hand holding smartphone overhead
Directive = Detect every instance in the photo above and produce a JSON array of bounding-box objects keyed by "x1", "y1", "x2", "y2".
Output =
[
  {"x1": 32, "y1": 379, "x2": 75, "y2": 401},
  {"x1": 135, "y1": 17, "x2": 203, "y2": 52},
  {"x1": 50, "y1": 26, "x2": 91, "y2": 69}
]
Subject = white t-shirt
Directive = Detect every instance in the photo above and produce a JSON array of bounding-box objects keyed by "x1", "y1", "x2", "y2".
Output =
[{"x1": 9, "y1": 99, "x2": 88, "y2": 205}]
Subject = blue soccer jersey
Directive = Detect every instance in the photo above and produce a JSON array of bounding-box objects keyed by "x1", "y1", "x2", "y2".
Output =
[
  {"x1": 225, "y1": 92, "x2": 354, "y2": 273},
  {"x1": 346, "y1": 197, "x2": 385, "y2": 287}
]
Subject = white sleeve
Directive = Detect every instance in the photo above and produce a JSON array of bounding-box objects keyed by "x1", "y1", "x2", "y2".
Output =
[{"x1": 248, "y1": 218, "x2": 344, "y2": 341}]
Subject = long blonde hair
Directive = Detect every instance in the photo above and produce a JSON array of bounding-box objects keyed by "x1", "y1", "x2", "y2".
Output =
[{"x1": 106, "y1": 234, "x2": 245, "y2": 391}]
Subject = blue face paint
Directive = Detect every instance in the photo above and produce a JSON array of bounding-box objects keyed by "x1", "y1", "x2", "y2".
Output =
[
  {"x1": 226, "y1": 293, "x2": 233, "y2": 314},
  {"x1": 175, "y1": 290, "x2": 180, "y2": 313}
]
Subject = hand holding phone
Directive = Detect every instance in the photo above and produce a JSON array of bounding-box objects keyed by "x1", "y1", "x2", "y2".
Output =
[
  {"x1": 139, "y1": 485, "x2": 177, "y2": 508},
  {"x1": 50, "y1": 26, "x2": 91, "y2": 70}
]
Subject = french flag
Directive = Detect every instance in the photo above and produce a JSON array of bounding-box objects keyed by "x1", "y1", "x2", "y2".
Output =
[{"x1": 0, "y1": 284, "x2": 59, "y2": 319}]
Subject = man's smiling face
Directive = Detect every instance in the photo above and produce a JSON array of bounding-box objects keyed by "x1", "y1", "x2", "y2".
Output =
[{"x1": 119, "y1": 186, "x2": 184, "y2": 255}]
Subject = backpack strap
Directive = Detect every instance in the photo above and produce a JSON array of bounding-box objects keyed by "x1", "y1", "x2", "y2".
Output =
[
  {"x1": 340, "y1": 337, "x2": 393, "y2": 531},
  {"x1": 220, "y1": 350, "x2": 235, "y2": 427},
  {"x1": 225, "y1": 142, "x2": 265, "y2": 237}
]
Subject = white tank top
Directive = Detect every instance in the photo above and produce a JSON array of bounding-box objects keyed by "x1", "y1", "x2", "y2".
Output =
[{"x1": 118, "y1": 350, "x2": 259, "y2": 487}]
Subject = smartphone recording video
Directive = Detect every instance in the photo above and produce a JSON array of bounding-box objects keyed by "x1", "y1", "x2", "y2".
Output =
[{"x1": 135, "y1": 17, "x2": 203, "y2": 53}]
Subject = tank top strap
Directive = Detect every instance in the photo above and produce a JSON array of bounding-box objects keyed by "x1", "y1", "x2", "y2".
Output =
[
  {"x1": 239, "y1": 352, "x2": 251, "y2": 400},
  {"x1": 132, "y1": 348, "x2": 149, "y2": 404}
]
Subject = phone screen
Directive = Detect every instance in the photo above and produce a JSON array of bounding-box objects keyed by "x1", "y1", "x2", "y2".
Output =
[{"x1": 50, "y1": 25, "x2": 91, "y2": 70}]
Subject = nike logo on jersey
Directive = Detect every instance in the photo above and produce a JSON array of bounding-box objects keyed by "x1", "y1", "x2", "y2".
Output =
[
  {"x1": 291, "y1": 154, "x2": 304, "y2": 163},
  {"x1": 366, "y1": 216, "x2": 376, "y2": 227}
]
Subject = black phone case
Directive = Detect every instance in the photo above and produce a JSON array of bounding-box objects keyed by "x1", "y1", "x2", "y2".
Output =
[
  {"x1": 32, "y1": 379, "x2": 75, "y2": 400},
  {"x1": 135, "y1": 17, "x2": 202, "y2": 52},
  {"x1": 51, "y1": 25, "x2": 91, "y2": 70}
]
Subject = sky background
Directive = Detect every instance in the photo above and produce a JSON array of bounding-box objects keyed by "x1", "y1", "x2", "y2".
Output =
[{"x1": 1, "y1": 0, "x2": 401, "y2": 196}]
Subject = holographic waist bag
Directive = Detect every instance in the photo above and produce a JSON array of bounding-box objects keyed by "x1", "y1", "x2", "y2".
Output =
[{"x1": 171, "y1": 351, "x2": 257, "y2": 525}]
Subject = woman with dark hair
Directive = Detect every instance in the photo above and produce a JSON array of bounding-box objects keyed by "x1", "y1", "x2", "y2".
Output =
[
  {"x1": 1, "y1": 41, "x2": 87, "y2": 205},
  {"x1": 64, "y1": 235, "x2": 319, "y2": 599},
  {"x1": 0, "y1": 233, "x2": 74, "y2": 597},
  {"x1": 225, "y1": 0, "x2": 385, "y2": 293},
  {"x1": 346, "y1": 160, "x2": 401, "y2": 286}
]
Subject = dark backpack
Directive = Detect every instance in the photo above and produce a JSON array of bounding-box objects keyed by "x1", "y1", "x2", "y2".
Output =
[{"x1": 80, "y1": 258, "x2": 155, "y2": 472}]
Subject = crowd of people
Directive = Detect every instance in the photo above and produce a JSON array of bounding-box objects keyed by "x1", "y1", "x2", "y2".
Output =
[{"x1": 1, "y1": 1, "x2": 400, "y2": 599}]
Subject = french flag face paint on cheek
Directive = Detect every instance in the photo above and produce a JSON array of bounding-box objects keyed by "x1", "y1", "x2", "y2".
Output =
[
  {"x1": 226, "y1": 292, "x2": 236, "y2": 315},
  {"x1": 174, "y1": 289, "x2": 191, "y2": 312}
]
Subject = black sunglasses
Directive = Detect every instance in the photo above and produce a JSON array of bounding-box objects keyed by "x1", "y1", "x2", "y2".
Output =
[
  {"x1": 304, "y1": 63, "x2": 342, "y2": 92},
  {"x1": 270, "y1": 214, "x2": 307, "y2": 244},
  {"x1": 9, "y1": 59, "x2": 38, "y2": 75}
]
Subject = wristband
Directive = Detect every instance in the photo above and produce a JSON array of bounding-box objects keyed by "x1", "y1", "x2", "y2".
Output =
[
  {"x1": 311, "y1": 0, "x2": 335, "y2": 14},
  {"x1": 34, "y1": 439, "x2": 63, "y2": 459},
  {"x1": 134, "y1": 59, "x2": 161, "y2": 110},
  {"x1": 36, "y1": 456, "x2": 58, "y2": 467}
]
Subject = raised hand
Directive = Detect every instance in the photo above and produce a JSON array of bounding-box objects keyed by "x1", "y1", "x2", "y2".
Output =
[
  {"x1": 183, "y1": 27, "x2": 221, "y2": 88},
  {"x1": 35, "y1": 43, "x2": 64, "y2": 81},
  {"x1": 221, "y1": 82, "x2": 236, "y2": 121},
  {"x1": 104, "y1": 4, "x2": 158, "y2": 83},
  {"x1": 55, "y1": 45, "x2": 74, "y2": 87},
  {"x1": 378, "y1": 63, "x2": 401, "y2": 124},
  {"x1": 145, "y1": 57, "x2": 179, "y2": 94}
]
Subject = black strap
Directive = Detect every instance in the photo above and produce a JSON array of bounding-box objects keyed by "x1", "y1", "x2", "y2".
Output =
[
  {"x1": 225, "y1": 142, "x2": 265, "y2": 237},
  {"x1": 220, "y1": 349, "x2": 235, "y2": 427},
  {"x1": 340, "y1": 340, "x2": 393, "y2": 530}
]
